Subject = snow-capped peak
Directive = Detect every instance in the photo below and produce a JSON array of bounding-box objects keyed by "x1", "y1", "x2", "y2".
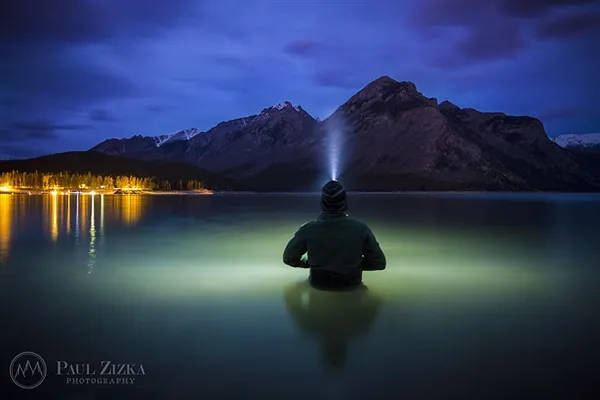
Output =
[
  {"x1": 262, "y1": 101, "x2": 302, "y2": 114},
  {"x1": 153, "y1": 128, "x2": 202, "y2": 147},
  {"x1": 552, "y1": 133, "x2": 600, "y2": 148}
]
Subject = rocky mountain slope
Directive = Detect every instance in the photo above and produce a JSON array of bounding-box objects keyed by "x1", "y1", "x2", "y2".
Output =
[
  {"x1": 552, "y1": 133, "x2": 600, "y2": 153},
  {"x1": 91, "y1": 77, "x2": 599, "y2": 191},
  {"x1": 93, "y1": 101, "x2": 317, "y2": 177},
  {"x1": 551, "y1": 133, "x2": 600, "y2": 182}
]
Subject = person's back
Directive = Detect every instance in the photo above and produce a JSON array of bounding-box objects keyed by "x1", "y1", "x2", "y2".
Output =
[{"x1": 283, "y1": 180, "x2": 386, "y2": 289}]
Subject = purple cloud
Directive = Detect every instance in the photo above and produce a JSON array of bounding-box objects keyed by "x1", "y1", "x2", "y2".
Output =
[
  {"x1": 0, "y1": 0, "x2": 200, "y2": 45},
  {"x1": 458, "y1": 22, "x2": 525, "y2": 61},
  {"x1": 537, "y1": 12, "x2": 600, "y2": 38},
  {"x1": 501, "y1": 0, "x2": 598, "y2": 17},
  {"x1": 89, "y1": 109, "x2": 118, "y2": 122},
  {"x1": 312, "y1": 69, "x2": 363, "y2": 89},
  {"x1": 284, "y1": 40, "x2": 322, "y2": 56}
]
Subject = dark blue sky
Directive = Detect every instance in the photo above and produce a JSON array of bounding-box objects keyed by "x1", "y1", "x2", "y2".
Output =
[{"x1": 1, "y1": 0, "x2": 599, "y2": 159}]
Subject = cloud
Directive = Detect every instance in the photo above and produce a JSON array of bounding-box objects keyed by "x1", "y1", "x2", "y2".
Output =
[
  {"x1": 146, "y1": 105, "x2": 167, "y2": 113},
  {"x1": 0, "y1": 0, "x2": 201, "y2": 45},
  {"x1": 0, "y1": 0, "x2": 198, "y2": 156},
  {"x1": 411, "y1": 0, "x2": 600, "y2": 68},
  {"x1": 500, "y1": 0, "x2": 598, "y2": 17},
  {"x1": 312, "y1": 69, "x2": 364, "y2": 89},
  {"x1": 283, "y1": 40, "x2": 322, "y2": 56},
  {"x1": 0, "y1": 120, "x2": 93, "y2": 142},
  {"x1": 411, "y1": 0, "x2": 526, "y2": 66},
  {"x1": 457, "y1": 22, "x2": 525, "y2": 61},
  {"x1": 0, "y1": 142, "x2": 44, "y2": 159},
  {"x1": 537, "y1": 12, "x2": 600, "y2": 38},
  {"x1": 89, "y1": 109, "x2": 118, "y2": 122}
]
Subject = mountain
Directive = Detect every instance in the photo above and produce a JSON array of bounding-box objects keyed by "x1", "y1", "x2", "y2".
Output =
[
  {"x1": 551, "y1": 133, "x2": 600, "y2": 182},
  {"x1": 92, "y1": 101, "x2": 317, "y2": 177},
  {"x1": 91, "y1": 76, "x2": 600, "y2": 192},
  {"x1": 92, "y1": 128, "x2": 203, "y2": 156},
  {"x1": 0, "y1": 151, "x2": 237, "y2": 190},
  {"x1": 154, "y1": 128, "x2": 202, "y2": 147},
  {"x1": 319, "y1": 77, "x2": 597, "y2": 191},
  {"x1": 552, "y1": 133, "x2": 600, "y2": 153}
]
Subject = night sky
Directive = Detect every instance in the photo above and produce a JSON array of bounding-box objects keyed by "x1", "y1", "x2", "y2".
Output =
[{"x1": 1, "y1": 0, "x2": 599, "y2": 159}]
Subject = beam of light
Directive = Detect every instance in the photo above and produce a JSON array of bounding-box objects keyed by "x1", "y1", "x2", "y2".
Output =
[
  {"x1": 324, "y1": 115, "x2": 347, "y2": 182},
  {"x1": 88, "y1": 194, "x2": 96, "y2": 275},
  {"x1": 0, "y1": 194, "x2": 12, "y2": 264},
  {"x1": 328, "y1": 126, "x2": 341, "y2": 181}
]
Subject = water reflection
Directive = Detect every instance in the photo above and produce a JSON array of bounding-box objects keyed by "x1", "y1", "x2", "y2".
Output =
[
  {"x1": 75, "y1": 193, "x2": 80, "y2": 241},
  {"x1": 0, "y1": 193, "x2": 150, "y2": 269},
  {"x1": 51, "y1": 193, "x2": 58, "y2": 242},
  {"x1": 100, "y1": 194, "x2": 104, "y2": 237},
  {"x1": 284, "y1": 281, "x2": 382, "y2": 370},
  {"x1": 0, "y1": 194, "x2": 12, "y2": 264},
  {"x1": 80, "y1": 194, "x2": 89, "y2": 238},
  {"x1": 88, "y1": 194, "x2": 96, "y2": 274},
  {"x1": 66, "y1": 193, "x2": 71, "y2": 234},
  {"x1": 118, "y1": 194, "x2": 143, "y2": 226}
]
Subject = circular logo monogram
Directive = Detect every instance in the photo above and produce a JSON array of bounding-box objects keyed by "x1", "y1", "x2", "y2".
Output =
[{"x1": 9, "y1": 351, "x2": 47, "y2": 389}]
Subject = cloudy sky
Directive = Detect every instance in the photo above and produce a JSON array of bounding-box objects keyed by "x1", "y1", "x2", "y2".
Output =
[{"x1": 1, "y1": 0, "x2": 599, "y2": 159}]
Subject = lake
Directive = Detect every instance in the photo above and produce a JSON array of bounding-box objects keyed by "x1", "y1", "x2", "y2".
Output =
[{"x1": 1, "y1": 192, "x2": 599, "y2": 399}]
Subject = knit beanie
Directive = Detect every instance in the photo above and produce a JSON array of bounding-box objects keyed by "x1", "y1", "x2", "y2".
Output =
[{"x1": 321, "y1": 180, "x2": 347, "y2": 212}]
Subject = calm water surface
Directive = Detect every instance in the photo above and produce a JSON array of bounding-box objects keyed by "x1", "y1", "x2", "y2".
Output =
[{"x1": 0, "y1": 192, "x2": 599, "y2": 399}]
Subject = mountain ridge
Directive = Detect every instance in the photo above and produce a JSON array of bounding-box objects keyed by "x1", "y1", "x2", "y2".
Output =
[
  {"x1": 88, "y1": 75, "x2": 600, "y2": 192},
  {"x1": 552, "y1": 133, "x2": 600, "y2": 149}
]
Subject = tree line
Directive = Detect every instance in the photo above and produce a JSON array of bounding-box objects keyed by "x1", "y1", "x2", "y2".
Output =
[{"x1": 0, "y1": 171, "x2": 206, "y2": 191}]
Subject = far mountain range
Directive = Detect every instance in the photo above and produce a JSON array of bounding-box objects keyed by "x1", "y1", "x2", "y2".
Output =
[{"x1": 87, "y1": 76, "x2": 600, "y2": 191}]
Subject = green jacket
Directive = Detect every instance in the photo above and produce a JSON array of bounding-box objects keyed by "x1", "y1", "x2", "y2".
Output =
[{"x1": 283, "y1": 212, "x2": 387, "y2": 282}]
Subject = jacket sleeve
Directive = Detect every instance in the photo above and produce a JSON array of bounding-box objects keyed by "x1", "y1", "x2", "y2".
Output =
[
  {"x1": 361, "y1": 227, "x2": 387, "y2": 271},
  {"x1": 283, "y1": 225, "x2": 310, "y2": 268}
]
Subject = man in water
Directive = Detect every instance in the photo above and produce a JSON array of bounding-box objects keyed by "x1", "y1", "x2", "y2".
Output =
[{"x1": 283, "y1": 180, "x2": 387, "y2": 289}]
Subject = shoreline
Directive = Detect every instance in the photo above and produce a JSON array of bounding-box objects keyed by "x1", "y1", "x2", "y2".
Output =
[
  {"x1": 2, "y1": 189, "x2": 599, "y2": 196},
  {"x1": 0, "y1": 189, "x2": 214, "y2": 195}
]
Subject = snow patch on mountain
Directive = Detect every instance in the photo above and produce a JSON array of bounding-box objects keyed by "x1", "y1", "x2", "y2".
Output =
[
  {"x1": 154, "y1": 128, "x2": 202, "y2": 147},
  {"x1": 552, "y1": 133, "x2": 600, "y2": 148},
  {"x1": 263, "y1": 101, "x2": 302, "y2": 113}
]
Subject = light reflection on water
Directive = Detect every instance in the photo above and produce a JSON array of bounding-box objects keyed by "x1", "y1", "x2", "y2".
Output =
[
  {"x1": 0, "y1": 194, "x2": 11, "y2": 264},
  {"x1": 0, "y1": 193, "x2": 599, "y2": 398}
]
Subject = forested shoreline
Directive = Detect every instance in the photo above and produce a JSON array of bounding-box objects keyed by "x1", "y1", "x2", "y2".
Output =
[{"x1": 0, "y1": 171, "x2": 206, "y2": 191}]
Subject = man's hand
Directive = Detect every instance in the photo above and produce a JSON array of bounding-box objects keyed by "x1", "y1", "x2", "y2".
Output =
[
  {"x1": 283, "y1": 228, "x2": 310, "y2": 268},
  {"x1": 298, "y1": 253, "x2": 310, "y2": 268}
]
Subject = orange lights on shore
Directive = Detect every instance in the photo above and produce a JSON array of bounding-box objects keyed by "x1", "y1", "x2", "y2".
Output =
[{"x1": 0, "y1": 184, "x2": 148, "y2": 195}]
